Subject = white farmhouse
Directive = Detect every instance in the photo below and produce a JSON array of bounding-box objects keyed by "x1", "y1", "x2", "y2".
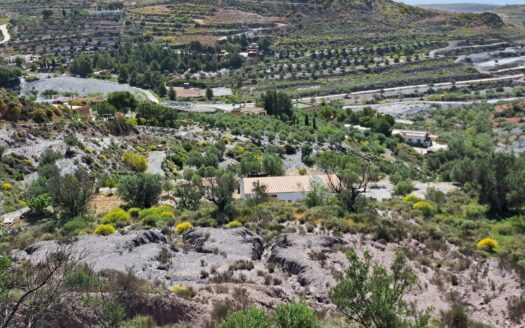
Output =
[
  {"x1": 393, "y1": 129, "x2": 434, "y2": 148},
  {"x1": 240, "y1": 174, "x2": 336, "y2": 202}
]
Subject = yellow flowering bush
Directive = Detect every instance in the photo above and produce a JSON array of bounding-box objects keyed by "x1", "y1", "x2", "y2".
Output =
[
  {"x1": 226, "y1": 221, "x2": 243, "y2": 229},
  {"x1": 175, "y1": 222, "x2": 193, "y2": 234},
  {"x1": 161, "y1": 211, "x2": 174, "y2": 219},
  {"x1": 122, "y1": 151, "x2": 148, "y2": 172},
  {"x1": 2, "y1": 183, "x2": 12, "y2": 191},
  {"x1": 413, "y1": 201, "x2": 434, "y2": 218},
  {"x1": 102, "y1": 208, "x2": 130, "y2": 225},
  {"x1": 169, "y1": 284, "x2": 195, "y2": 299},
  {"x1": 403, "y1": 194, "x2": 420, "y2": 203},
  {"x1": 476, "y1": 238, "x2": 498, "y2": 251},
  {"x1": 94, "y1": 224, "x2": 116, "y2": 236}
]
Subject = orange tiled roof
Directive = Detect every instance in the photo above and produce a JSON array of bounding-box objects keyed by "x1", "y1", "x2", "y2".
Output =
[{"x1": 242, "y1": 174, "x2": 336, "y2": 195}]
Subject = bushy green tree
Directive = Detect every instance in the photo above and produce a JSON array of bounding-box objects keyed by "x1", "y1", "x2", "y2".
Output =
[
  {"x1": 330, "y1": 250, "x2": 429, "y2": 328},
  {"x1": 204, "y1": 169, "x2": 237, "y2": 219},
  {"x1": 28, "y1": 193, "x2": 53, "y2": 217},
  {"x1": 452, "y1": 153, "x2": 525, "y2": 215},
  {"x1": 206, "y1": 87, "x2": 214, "y2": 100},
  {"x1": 262, "y1": 155, "x2": 284, "y2": 176},
  {"x1": 260, "y1": 91, "x2": 292, "y2": 119},
  {"x1": 107, "y1": 91, "x2": 138, "y2": 113},
  {"x1": 0, "y1": 67, "x2": 21, "y2": 89},
  {"x1": 168, "y1": 87, "x2": 177, "y2": 101},
  {"x1": 174, "y1": 176, "x2": 202, "y2": 211},
  {"x1": 48, "y1": 169, "x2": 93, "y2": 219},
  {"x1": 118, "y1": 173, "x2": 163, "y2": 208},
  {"x1": 118, "y1": 67, "x2": 129, "y2": 84},
  {"x1": 317, "y1": 151, "x2": 379, "y2": 212},
  {"x1": 69, "y1": 55, "x2": 93, "y2": 77},
  {"x1": 240, "y1": 153, "x2": 261, "y2": 176}
]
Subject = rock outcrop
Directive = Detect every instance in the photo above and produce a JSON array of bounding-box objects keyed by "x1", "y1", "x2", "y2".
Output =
[
  {"x1": 15, "y1": 228, "x2": 264, "y2": 286},
  {"x1": 269, "y1": 233, "x2": 343, "y2": 289}
]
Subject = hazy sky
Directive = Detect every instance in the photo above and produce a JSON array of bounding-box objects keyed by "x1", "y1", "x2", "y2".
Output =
[{"x1": 397, "y1": 0, "x2": 525, "y2": 4}]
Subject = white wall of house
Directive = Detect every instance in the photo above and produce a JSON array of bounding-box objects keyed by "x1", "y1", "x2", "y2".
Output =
[
  {"x1": 270, "y1": 192, "x2": 305, "y2": 202},
  {"x1": 240, "y1": 180, "x2": 306, "y2": 202}
]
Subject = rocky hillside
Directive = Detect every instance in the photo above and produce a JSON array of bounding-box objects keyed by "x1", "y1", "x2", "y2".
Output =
[{"x1": 14, "y1": 224, "x2": 524, "y2": 327}]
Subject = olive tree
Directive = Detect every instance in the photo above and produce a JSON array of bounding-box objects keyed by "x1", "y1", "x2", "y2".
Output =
[
  {"x1": 317, "y1": 151, "x2": 379, "y2": 212},
  {"x1": 47, "y1": 169, "x2": 93, "y2": 219},
  {"x1": 204, "y1": 169, "x2": 237, "y2": 220},
  {"x1": 118, "y1": 173, "x2": 163, "y2": 208}
]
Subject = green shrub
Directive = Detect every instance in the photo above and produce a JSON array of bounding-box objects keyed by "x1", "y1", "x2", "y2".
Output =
[
  {"x1": 413, "y1": 201, "x2": 434, "y2": 210},
  {"x1": 394, "y1": 181, "x2": 414, "y2": 196},
  {"x1": 94, "y1": 224, "x2": 116, "y2": 236},
  {"x1": 28, "y1": 193, "x2": 53, "y2": 216},
  {"x1": 274, "y1": 300, "x2": 318, "y2": 328},
  {"x1": 123, "y1": 151, "x2": 148, "y2": 172},
  {"x1": 121, "y1": 316, "x2": 156, "y2": 328},
  {"x1": 464, "y1": 203, "x2": 486, "y2": 220},
  {"x1": 64, "y1": 266, "x2": 100, "y2": 291},
  {"x1": 413, "y1": 201, "x2": 434, "y2": 218},
  {"x1": 102, "y1": 208, "x2": 131, "y2": 226},
  {"x1": 62, "y1": 216, "x2": 91, "y2": 236},
  {"x1": 219, "y1": 307, "x2": 271, "y2": 328},
  {"x1": 139, "y1": 205, "x2": 175, "y2": 227},
  {"x1": 226, "y1": 220, "x2": 243, "y2": 229},
  {"x1": 128, "y1": 207, "x2": 141, "y2": 218}
]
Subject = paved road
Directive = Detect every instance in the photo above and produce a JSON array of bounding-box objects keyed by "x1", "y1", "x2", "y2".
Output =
[
  {"x1": 429, "y1": 41, "x2": 507, "y2": 59},
  {"x1": 298, "y1": 74, "x2": 524, "y2": 103},
  {"x1": 343, "y1": 97, "x2": 525, "y2": 117},
  {"x1": 0, "y1": 24, "x2": 10, "y2": 45}
]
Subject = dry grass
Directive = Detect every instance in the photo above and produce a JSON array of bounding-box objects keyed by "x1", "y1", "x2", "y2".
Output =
[
  {"x1": 88, "y1": 193, "x2": 124, "y2": 216},
  {"x1": 130, "y1": 5, "x2": 171, "y2": 16},
  {"x1": 174, "y1": 87, "x2": 206, "y2": 98}
]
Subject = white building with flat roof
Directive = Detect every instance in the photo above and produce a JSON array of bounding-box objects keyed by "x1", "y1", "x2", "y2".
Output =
[{"x1": 393, "y1": 129, "x2": 434, "y2": 148}]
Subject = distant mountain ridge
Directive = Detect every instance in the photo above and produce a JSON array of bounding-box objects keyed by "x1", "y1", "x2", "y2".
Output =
[{"x1": 416, "y1": 3, "x2": 501, "y2": 13}]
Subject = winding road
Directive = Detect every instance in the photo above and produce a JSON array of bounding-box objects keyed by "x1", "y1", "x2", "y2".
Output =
[{"x1": 0, "y1": 24, "x2": 10, "y2": 45}]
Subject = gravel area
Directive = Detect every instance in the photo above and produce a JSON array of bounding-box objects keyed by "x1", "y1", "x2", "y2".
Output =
[{"x1": 21, "y1": 76, "x2": 158, "y2": 103}]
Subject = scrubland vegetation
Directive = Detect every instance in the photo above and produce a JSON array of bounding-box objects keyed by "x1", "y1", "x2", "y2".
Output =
[{"x1": 0, "y1": 0, "x2": 525, "y2": 327}]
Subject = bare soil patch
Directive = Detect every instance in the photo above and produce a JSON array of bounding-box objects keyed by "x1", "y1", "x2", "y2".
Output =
[{"x1": 88, "y1": 193, "x2": 123, "y2": 216}]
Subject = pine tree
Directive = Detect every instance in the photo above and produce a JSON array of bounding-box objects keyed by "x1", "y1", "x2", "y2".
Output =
[
  {"x1": 158, "y1": 82, "x2": 167, "y2": 98},
  {"x1": 118, "y1": 67, "x2": 129, "y2": 84},
  {"x1": 206, "y1": 87, "x2": 214, "y2": 100},
  {"x1": 305, "y1": 114, "x2": 310, "y2": 126},
  {"x1": 312, "y1": 114, "x2": 317, "y2": 130}
]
